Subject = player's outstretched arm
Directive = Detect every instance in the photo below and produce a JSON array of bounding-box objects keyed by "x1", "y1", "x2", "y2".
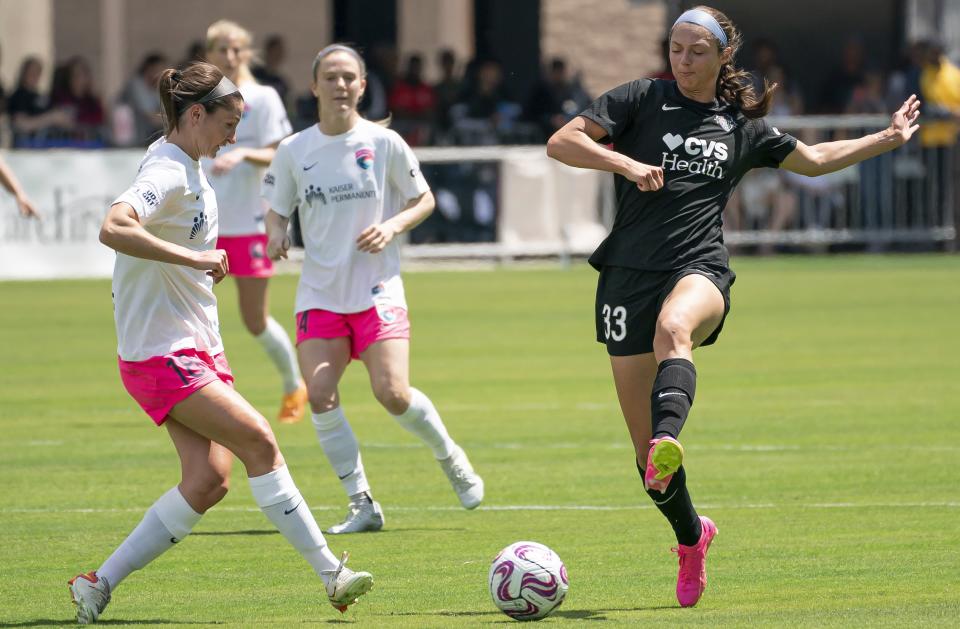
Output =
[
  {"x1": 781, "y1": 94, "x2": 922, "y2": 177},
  {"x1": 547, "y1": 116, "x2": 664, "y2": 191},
  {"x1": 0, "y1": 157, "x2": 40, "y2": 218},
  {"x1": 99, "y1": 202, "x2": 229, "y2": 281}
]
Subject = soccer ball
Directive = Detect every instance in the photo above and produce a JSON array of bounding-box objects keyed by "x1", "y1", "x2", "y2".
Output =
[{"x1": 488, "y1": 541, "x2": 568, "y2": 621}]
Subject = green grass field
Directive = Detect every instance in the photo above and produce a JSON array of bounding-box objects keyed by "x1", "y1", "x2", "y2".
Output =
[{"x1": 2, "y1": 255, "x2": 959, "y2": 627}]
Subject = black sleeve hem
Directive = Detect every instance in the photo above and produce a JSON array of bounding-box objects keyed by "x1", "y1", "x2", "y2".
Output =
[
  {"x1": 772, "y1": 135, "x2": 799, "y2": 168},
  {"x1": 578, "y1": 112, "x2": 613, "y2": 144}
]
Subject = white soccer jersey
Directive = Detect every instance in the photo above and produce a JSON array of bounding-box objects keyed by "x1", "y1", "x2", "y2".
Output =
[
  {"x1": 112, "y1": 138, "x2": 223, "y2": 362},
  {"x1": 202, "y1": 82, "x2": 291, "y2": 236},
  {"x1": 262, "y1": 118, "x2": 430, "y2": 314}
]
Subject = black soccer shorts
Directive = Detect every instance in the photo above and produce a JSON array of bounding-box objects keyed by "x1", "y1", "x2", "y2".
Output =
[{"x1": 594, "y1": 263, "x2": 735, "y2": 356}]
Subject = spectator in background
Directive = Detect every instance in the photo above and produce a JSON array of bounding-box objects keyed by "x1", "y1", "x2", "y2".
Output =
[
  {"x1": 8, "y1": 56, "x2": 74, "y2": 148},
  {"x1": 846, "y1": 71, "x2": 887, "y2": 114},
  {"x1": 51, "y1": 56, "x2": 106, "y2": 147},
  {"x1": 748, "y1": 39, "x2": 780, "y2": 96},
  {"x1": 433, "y1": 48, "x2": 462, "y2": 142},
  {"x1": 918, "y1": 40, "x2": 960, "y2": 228},
  {"x1": 745, "y1": 42, "x2": 804, "y2": 118},
  {"x1": 919, "y1": 40, "x2": 960, "y2": 146},
  {"x1": 253, "y1": 34, "x2": 292, "y2": 108},
  {"x1": 726, "y1": 64, "x2": 801, "y2": 255},
  {"x1": 360, "y1": 42, "x2": 393, "y2": 120},
  {"x1": 525, "y1": 57, "x2": 591, "y2": 141},
  {"x1": 388, "y1": 53, "x2": 436, "y2": 145},
  {"x1": 847, "y1": 70, "x2": 894, "y2": 247},
  {"x1": 452, "y1": 58, "x2": 515, "y2": 144},
  {"x1": 887, "y1": 41, "x2": 926, "y2": 111},
  {"x1": 118, "y1": 52, "x2": 166, "y2": 146},
  {"x1": 817, "y1": 36, "x2": 866, "y2": 113},
  {"x1": 177, "y1": 40, "x2": 206, "y2": 69}
]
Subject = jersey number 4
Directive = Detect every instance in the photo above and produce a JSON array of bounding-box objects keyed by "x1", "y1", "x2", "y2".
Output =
[{"x1": 601, "y1": 304, "x2": 627, "y2": 341}]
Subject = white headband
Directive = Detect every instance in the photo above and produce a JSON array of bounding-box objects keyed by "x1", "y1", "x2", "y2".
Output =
[{"x1": 673, "y1": 9, "x2": 728, "y2": 47}]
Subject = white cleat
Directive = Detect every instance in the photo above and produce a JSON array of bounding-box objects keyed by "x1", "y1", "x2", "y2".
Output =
[
  {"x1": 439, "y1": 445, "x2": 484, "y2": 509},
  {"x1": 322, "y1": 551, "x2": 374, "y2": 613},
  {"x1": 68, "y1": 571, "x2": 111, "y2": 624},
  {"x1": 326, "y1": 499, "x2": 384, "y2": 534}
]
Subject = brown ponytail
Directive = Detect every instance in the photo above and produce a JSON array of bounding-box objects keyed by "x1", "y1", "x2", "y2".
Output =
[
  {"x1": 157, "y1": 62, "x2": 243, "y2": 135},
  {"x1": 678, "y1": 5, "x2": 778, "y2": 119}
]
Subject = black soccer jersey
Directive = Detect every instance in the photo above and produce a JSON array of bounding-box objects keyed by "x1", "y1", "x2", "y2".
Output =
[{"x1": 580, "y1": 79, "x2": 797, "y2": 271}]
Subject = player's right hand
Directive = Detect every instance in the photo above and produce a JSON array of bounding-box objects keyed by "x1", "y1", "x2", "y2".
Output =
[
  {"x1": 267, "y1": 235, "x2": 291, "y2": 261},
  {"x1": 16, "y1": 195, "x2": 40, "y2": 219},
  {"x1": 191, "y1": 249, "x2": 229, "y2": 283},
  {"x1": 624, "y1": 160, "x2": 664, "y2": 192}
]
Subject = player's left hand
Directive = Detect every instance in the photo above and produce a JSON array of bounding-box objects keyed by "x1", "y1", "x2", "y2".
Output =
[
  {"x1": 356, "y1": 223, "x2": 397, "y2": 253},
  {"x1": 890, "y1": 94, "x2": 921, "y2": 144},
  {"x1": 211, "y1": 149, "x2": 246, "y2": 175},
  {"x1": 16, "y1": 194, "x2": 40, "y2": 219}
]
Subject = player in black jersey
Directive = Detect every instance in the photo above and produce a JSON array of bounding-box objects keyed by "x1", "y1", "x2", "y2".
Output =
[{"x1": 547, "y1": 5, "x2": 921, "y2": 608}]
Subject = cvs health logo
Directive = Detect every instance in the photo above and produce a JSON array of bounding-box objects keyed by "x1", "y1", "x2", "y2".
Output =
[{"x1": 660, "y1": 133, "x2": 728, "y2": 180}]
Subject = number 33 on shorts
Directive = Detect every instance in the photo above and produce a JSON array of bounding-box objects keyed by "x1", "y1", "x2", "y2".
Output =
[{"x1": 601, "y1": 304, "x2": 627, "y2": 341}]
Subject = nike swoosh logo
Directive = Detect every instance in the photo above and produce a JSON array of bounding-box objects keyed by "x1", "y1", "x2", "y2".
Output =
[
  {"x1": 657, "y1": 391, "x2": 687, "y2": 399},
  {"x1": 283, "y1": 500, "x2": 302, "y2": 515},
  {"x1": 662, "y1": 104, "x2": 682, "y2": 111},
  {"x1": 337, "y1": 471, "x2": 353, "y2": 480},
  {"x1": 303, "y1": 162, "x2": 319, "y2": 171}
]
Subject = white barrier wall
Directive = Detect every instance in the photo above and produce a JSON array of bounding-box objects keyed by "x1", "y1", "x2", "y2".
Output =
[
  {"x1": 0, "y1": 147, "x2": 608, "y2": 280},
  {"x1": 0, "y1": 149, "x2": 144, "y2": 280}
]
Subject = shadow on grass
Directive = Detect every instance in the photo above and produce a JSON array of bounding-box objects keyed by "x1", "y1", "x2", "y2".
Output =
[
  {"x1": 192, "y1": 529, "x2": 278, "y2": 537},
  {"x1": 193, "y1": 527, "x2": 467, "y2": 537},
  {"x1": 377, "y1": 605, "x2": 677, "y2": 622},
  {"x1": 0, "y1": 620, "x2": 225, "y2": 627},
  {"x1": 348, "y1": 527, "x2": 469, "y2": 534},
  {"x1": 553, "y1": 606, "x2": 677, "y2": 619}
]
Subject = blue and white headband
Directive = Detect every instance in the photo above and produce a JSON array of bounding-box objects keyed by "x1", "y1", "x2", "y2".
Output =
[{"x1": 673, "y1": 9, "x2": 728, "y2": 48}]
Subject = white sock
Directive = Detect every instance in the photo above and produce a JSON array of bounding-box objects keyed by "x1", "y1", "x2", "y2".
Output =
[
  {"x1": 255, "y1": 317, "x2": 301, "y2": 394},
  {"x1": 392, "y1": 387, "x2": 456, "y2": 460},
  {"x1": 97, "y1": 486, "x2": 201, "y2": 589},
  {"x1": 248, "y1": 465, "x2": 339, "y2": 579},
  {"x1": 312, "y1": 408, "x2": 370, "y2": 497}
]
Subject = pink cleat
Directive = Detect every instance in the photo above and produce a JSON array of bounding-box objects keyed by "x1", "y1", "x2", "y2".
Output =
[
  {"x1": 672, "y1": 515, "x2": 718, "y2": 607},
  {"x1": 644, "y1": 436, "x2": 684, "y2": 493}
]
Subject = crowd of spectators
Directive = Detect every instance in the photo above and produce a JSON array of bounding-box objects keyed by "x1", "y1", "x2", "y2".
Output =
[{"x1": 0, "y1": 36, "x2": 957, "y2": 152}]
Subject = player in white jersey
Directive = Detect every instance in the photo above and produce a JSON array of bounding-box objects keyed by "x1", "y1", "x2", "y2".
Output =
[
  {"x1": 263, "y1": 44, "x2": 484, "y2": 534},
  {"x1": 201, "y1": 20, "x2": 307, "y2": 424},
  {"x1": 68, "y1": 62, "x2": 372, "y2": 625}
]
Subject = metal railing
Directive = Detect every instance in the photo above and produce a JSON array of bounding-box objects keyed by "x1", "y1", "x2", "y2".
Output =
[{"x1": 724, "y1": 114, "x2": 957, "y2": 251}]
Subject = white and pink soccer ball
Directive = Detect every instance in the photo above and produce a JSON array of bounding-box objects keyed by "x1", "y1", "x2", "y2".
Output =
[{"x1": 488, "y1": 541, "x2": 568, "y2": 621}]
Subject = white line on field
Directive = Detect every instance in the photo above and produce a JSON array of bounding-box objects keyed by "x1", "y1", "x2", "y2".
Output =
[{"x1": 3, "y1": 501, "x2": 957, "y2": 515}]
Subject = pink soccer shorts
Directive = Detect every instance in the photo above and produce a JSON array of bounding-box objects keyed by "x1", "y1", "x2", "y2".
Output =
[
  {"x1": 295, "y1": 305, "x2": 411, "y2": 359},
  {"x1": 217, "y1": 233, "x2": 274, "y2": 278},
  {"x1": 118, "y1": 348, "x2": 235, "y2": 425}
]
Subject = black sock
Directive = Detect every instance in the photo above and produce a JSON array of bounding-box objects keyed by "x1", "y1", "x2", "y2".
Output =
[
  {"x1": 638, "y1": 462, "x2": 702, "y2": 546},
  {"x1": 651, "y1": 358, "x2": 697, "y2": 439}
]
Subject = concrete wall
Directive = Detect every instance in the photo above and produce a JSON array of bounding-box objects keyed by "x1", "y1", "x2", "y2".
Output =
[
  {"x1": 0, "y1": 0, "x2": 54, "y2": 92},
  {"x1": 397, "y1": 0, "x2": 473, "y2": 82},
  {"x1": 541, "y1": 0, "x2": 668, "y2": 98}
]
